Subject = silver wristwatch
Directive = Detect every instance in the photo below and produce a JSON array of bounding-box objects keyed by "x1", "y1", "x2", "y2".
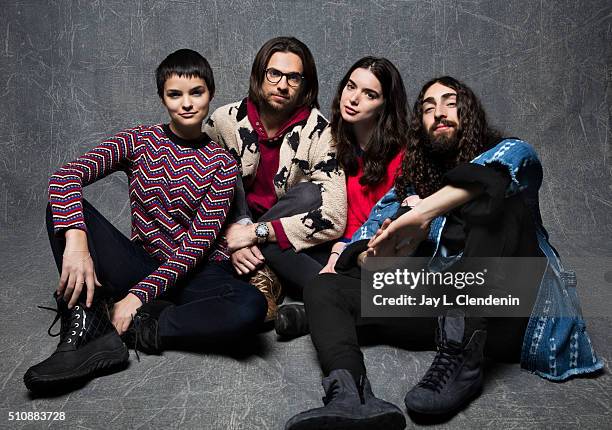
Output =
[{"x1": 255, "y1": 222, "x2": 269, "y2": 244}]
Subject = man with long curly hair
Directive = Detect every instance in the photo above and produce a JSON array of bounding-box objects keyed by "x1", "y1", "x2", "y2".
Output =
[
  {"x1": 395, "y1": 76, "x2": 501, "y2": 199},
  {"x1": 285, "y1": 76, "x2": 601, "y2": 429}
]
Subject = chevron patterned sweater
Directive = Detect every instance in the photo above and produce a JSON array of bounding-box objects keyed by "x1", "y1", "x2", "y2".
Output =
[{"x1": 48, "y1": 124, "x2": 238, "y2": 304}]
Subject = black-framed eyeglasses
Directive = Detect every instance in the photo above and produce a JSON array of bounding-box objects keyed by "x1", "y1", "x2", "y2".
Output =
[{"x1": 265, "y1": 68, "x2": 304, "y2": 87}]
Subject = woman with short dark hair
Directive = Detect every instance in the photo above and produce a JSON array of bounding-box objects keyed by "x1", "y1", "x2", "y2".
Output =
[{"x1": 24, "y1": 49, "x2": 267, "y2": 393}]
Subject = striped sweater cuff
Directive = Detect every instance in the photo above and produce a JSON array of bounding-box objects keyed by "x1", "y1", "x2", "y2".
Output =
[{"x1": 129, "y1": 287, "x2": 152, "y2": 304}]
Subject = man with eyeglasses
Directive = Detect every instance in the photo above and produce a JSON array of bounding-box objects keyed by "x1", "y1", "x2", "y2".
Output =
[{"x1": 205, "y1": 37, "x2": 346, "y2": 323}]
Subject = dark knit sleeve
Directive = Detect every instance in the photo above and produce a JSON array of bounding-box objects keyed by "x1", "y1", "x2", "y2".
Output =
[
  {"x1": 443, "y1": 163, "x2": 511, "y2": 225},
  {"x1": 48, "y1": 127, "x2": 137, "y2": 234},
  {"x1": 129, "y1": 156, "x2": 238, "y2": 303}
]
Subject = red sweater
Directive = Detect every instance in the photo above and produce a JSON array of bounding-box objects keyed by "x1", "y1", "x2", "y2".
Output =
[
  {"x1": 245, "y1": 99, "x2": 310, "y2": 249},
  {"x1": 342, "y1": 151, "x2": 403, "y2": 240}
]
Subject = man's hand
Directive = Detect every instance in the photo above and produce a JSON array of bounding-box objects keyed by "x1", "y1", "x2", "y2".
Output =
[
  {"x1": 402, "y1": 194, "x2": 422, "y2": 208},
  {"x1": 225, "y1": 223, "x2": 258, "y2": 252},
  {"x1": 367, "y1": 185, "x2": 480, "y2": 261},
  {"x1": 368, "y1": 209, "x2": 430, "y2": 258},
  {"x1": 111, "y1": 293, "x2": 143, "y2": 335},
  {"x1": 231, "y1": 245, "x2": 265, "y2": 275}
]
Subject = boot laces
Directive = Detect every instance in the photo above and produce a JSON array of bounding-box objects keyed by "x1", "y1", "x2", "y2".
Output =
[
  {"x1": 129, "y1": 311, "x2": 160, "y2": 362},
  {"x1": 250, "y1": 267, "x2": 282, "y2": 301},
  {"x1": 322, "y1": 379, "x2": 341, "y2": 405},
  {"x1": 357, "y1": 375, "x2": 366, "y2": 405},
  {"x1": 37, "y1": 303, "x2": 83, "y2": 345},
  {"x1": 418, "y1": 344, "x2": 464, "y2": 393}
]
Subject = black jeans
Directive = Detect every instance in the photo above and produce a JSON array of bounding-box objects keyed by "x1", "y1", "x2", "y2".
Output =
[
  {"x1": 257, "y1": 182, "x2": 331, "y2": 298},
  {"x1": 46, "y1": 201, "x2": 267, "y2": 340},
  {"x1": 304, "y1": 195, "x2": 544, "y2": 379}
]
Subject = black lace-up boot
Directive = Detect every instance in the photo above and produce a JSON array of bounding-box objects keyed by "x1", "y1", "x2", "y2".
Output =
[
  {"x1": 122, "y1": 300, "x2": 173, "y2": 357},
  {"x1": 285, "y1": 369, "x2": 406, "y2": 430},
  {"x1": 23, "y1": 294, "x2": 128, "y2": 392},
  {"x1": 404, "y1": 310, "x2": 487, "y2": 415}
]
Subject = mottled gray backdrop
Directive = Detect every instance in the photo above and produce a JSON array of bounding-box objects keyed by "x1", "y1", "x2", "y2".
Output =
[{"x1": 0, "y1": 1, "x2": 610, "y2": 429}]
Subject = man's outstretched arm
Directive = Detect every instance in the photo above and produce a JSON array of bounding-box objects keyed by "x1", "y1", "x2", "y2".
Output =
[{"x1": 367, "y1": 183, "x2": 483, "y2": 259}]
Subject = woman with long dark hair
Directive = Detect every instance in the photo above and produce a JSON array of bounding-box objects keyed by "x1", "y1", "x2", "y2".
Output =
[
  {"x1": 275, "y1": 56, "x2": 409, "y2": 337},
  {"x1": 324, "y1": 56, "x2": 409, "y2": 269}
]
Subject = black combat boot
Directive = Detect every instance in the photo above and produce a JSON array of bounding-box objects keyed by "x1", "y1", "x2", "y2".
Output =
[
  {"x1": 122, "y1": 300, "x2": 173, "y2": 356},
  {"x1": 285, "y1": 369, "x2": 406, "y2": 430},
  {"x1": 24, "y1": 294, "x2": 128, "y2": 392},
  {"x1": 275, "y1": 303, "x2": 309, "y2": 339},
  {"x1": 404, "y1": 310, "x2": 487, "y2": 415}
]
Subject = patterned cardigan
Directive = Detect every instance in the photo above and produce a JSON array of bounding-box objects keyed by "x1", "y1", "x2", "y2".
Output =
[{"x1": 204, "y1": 99, "x2": 346, "y2": 251}]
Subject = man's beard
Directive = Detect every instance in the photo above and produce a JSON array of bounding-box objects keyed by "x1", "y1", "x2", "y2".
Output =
[
  {"x1": 423, "y1": 120, "x2": 460, "y2": 161},
  {"x1": 263, "y1": 91, "x2": 298, "y2": 114}
]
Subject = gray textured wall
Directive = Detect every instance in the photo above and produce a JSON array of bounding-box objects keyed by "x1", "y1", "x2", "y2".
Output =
[
  {"x1": 1, "y1": 0, "x2": 611, "y2": 256},
  {"x1": 0, "y1": 3, "x2": 611, "y2": 429}
]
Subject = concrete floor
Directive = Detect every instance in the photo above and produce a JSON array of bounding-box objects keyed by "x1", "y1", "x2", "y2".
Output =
[{"x1": 1, "y1": 230, "x2": 610, "y2": 429}]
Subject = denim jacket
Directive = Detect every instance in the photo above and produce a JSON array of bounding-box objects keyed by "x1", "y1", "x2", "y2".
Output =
[{"x1": 350, "y1": 138, "x2": 603, "y2": 381}]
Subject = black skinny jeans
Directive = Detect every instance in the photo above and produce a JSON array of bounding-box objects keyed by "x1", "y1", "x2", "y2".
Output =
[
  {"x1": 46, "y1": 201, "x2": 267, "y2": 340},
  {"x1": 304, "y1": 194, "x2": 544, "y2": 379},
  {"x1": 255, "y1": 182, "x2": 331, "y2": 298}
]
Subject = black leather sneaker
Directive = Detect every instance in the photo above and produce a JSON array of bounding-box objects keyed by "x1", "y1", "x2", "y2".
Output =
[
  {"x1": 404, "y1": 310, "x2": 487, "y2": 415},
  {"x1": 285, "y1": 369, "x2": 406, "y2": 430},
  {"x1": 24, "y1": 294, "x2": 128, "y2": 393}
]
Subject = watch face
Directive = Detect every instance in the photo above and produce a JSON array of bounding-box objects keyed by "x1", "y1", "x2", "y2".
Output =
[{"x1": 256, "y1": 223, "x2": 268, "y2": 238}]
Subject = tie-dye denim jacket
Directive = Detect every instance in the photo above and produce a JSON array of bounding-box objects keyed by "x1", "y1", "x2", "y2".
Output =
[{"x1": 350, "y1": 138, "x2": 603, "y2": 381}]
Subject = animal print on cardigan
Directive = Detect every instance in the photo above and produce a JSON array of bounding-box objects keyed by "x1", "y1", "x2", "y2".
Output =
[{"x1": 204, "y1": 99, "x2": 346, "y2": 251}]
